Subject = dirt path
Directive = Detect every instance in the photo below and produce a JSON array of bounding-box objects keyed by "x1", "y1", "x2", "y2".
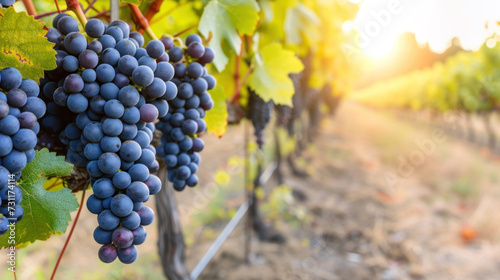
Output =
[{"x1": 195, "y1": 101, "x2": 500, "y2": 280}]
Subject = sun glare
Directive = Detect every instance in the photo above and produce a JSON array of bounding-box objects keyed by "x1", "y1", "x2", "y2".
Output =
[{"x1": 362, "y1": 37, "x2": 396, "y2": 59}]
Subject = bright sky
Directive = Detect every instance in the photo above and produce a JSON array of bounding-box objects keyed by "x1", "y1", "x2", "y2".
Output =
[{"x1": 349, "y1": 0, "x2": 500, "y2": 57}]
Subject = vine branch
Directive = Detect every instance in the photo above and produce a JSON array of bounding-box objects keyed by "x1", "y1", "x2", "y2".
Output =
[
  {"x1": 35, "y1": 9, "x2": 69, "y2": 19},
  {"x1": 54, "y1": 0, "x2": 61, "y2": 14},
  {"x1": 128, "y1": 4, "x2": 157, "y2": 40},
  {"x1": 144, "y1": 0, "x2": 164, "y2": 22},
  {"x1": 173, "y1": 23, "x2": 197, "y2": 38},
  {"x1": 46, "y1": 179, "x2": 62, "y2": 191},
  {"x1": 84, "y1": 0, "x2": 98, "y2": 14},
  {"x1": 22, "y1": 0, "x2": 37, "y2": 16},
  {"x1": 65, "y1": 0, "x2": 88, "y2": 25},
  {"x1": 50, "y1": 186, "x2": 86, "y2": 280}
]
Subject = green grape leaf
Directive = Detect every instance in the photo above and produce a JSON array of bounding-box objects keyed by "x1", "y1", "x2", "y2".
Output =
[
  {"x1": 199, "y1": 0, "x2": 260, "y2": 71},
  {"x1": 205, "y1": 86, "x2": 228, "y2": 137},
  {"x1": 0, "y1": 7, "x2": 57, "y2": 82},
  {"x1": 0, "y1": 149, "x2": 77, "y2": 248},
  {"x1": 248, "y1": 43, "x2": 304, "y2": 106}
]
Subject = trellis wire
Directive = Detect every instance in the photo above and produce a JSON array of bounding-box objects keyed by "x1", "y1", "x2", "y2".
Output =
[{"x1": 189, "y1": 161, "x2": 278, "y2": 280}]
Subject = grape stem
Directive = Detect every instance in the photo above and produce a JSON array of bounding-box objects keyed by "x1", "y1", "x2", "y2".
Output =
[
  {"x1": 84, "y1": 0, "x2": 99, "y2": 14},
  {"x1": 35, "y1": 9, "x2": 70, "y2": 19},
  {"x1": 172, "y1": 23, "x2": 198, "y2": 38},
  {"x1": 50, "y1": 186, "x2": 86, "y2": 280},
  {"x1": 128, "y1": 4, "x2": 157, "y2": 40},
  {"x1": 22, "y1": 0, "x2": 37, "y2": 16},
  {"x1": 54, "y1": 0, "x2": 61, "y2": 14},
  {"x1": 144, "y1": 0, "x2": 164, "y2": 22},
  {"x1": 66, "y1": 0, "x2": 88, "y2": 25}
]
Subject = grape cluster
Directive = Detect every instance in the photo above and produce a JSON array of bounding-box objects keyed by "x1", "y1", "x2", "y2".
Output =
[
  {"x1": 43, "y1": 15, "x2": 175, "y2": 263},
  {"x1": 0, "y1": 0, "x2": 15, "y2": 8},
  {"x1": 0, "y1": 67, "x2": 46, "y2": 234},
  {"x1": 248, "y1": 89, "x2": 273, "y2": 149},
  {"x1": 155, "y1": 34, "x2": 216, "y2": 191}
]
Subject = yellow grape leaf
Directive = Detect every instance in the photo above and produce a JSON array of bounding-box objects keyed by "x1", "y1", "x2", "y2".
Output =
[
  {"x1": 248, "y1": 43, "x2": 304, "y2": 106},
  {"x1": 0, "y1": 7, "x2": 56, "y2": 81},
  {"x1": 205, "y1": 86, "x2": 228, "y2": 137}
]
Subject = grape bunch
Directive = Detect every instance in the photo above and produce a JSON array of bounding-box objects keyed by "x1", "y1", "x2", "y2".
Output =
[
  {"x1": 0, "y1": 0, "x2": 15, "y2": 8},
  {"x1": 248, "y1": 89, "x2": 273, "y2": 149},
  {"x1": 0, "y1": 67, "x2": 46, "y2": 234},
  {"x1": 275, "y1": 104, "x2": 292, "y2": 127},
  {"x1": 43, "y1": 14, "x2": 175, "y2": 264},
  {"x1": 155, "y1": 34, "x2": 216, "y2": 191}
]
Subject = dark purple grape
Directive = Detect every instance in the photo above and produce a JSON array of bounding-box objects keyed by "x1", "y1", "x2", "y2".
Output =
[{"x1": 187, "y1": 42, "x2": 205, "y2": 59}]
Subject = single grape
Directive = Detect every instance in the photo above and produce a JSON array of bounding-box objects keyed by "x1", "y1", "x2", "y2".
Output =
[
  {"x1": 132, "y1": 66, "x2": 154, "y2": 87},
  {"x1": 94, "y1": 226, "x2": 113, "y2": 244},
  {"x1": 126, "y1": 182, "x2": 150, "y2": 202},
  {"x1": 62, "y1": 55, "x2": 79, "y2": 72},
  {"x1": 67, "y1": 93, "x2": 89, "y2": 113},
  {"x1": 102, "y1": 118, "x2": 123, "y2": 137},
  {"x1": 12, "y1": 129, "x2": 37, "y2": 151},
  {"x1": 137, "y1": 206, "x2": 154, "y2": 225},
  {"x1": 64, "y1": 74, "x2": 84, "y2": 93},
  {"x1": 7, "y1": 89, "x2": 27, "y2": 108},
  {"x1": 119, "y1": 140, "x2": 142, "y2": 162},
  {"x1": 97, "y1": 210, "x2": 120, "y2": 230},
  {"x1": 116, "y1": 39, "x2": 137, "y2": 56},
  {"x1": 130, "y1": 32, "x2": 144, "y2": 48},
  {"x1": 105, "y1": 26, "x2": 124, "y2": 42},
  {"x1": 98, "y1": 244, "x2": 118, "y2": 263},
  {"x1": 110, "y1": 194, "x2": 134, "y2": 217},
  {"x1": 101, "y1": 136, "x2": 122, "y2": 153},
  {"x1": 121, "y1": 211, "x2": 141, "y2": 230},
  {"x1": 139, "y1": 104, "x2": 158, "y2": 123},
  {"x1": 104, "y1": 99, "x2": 125, "y2": 118},
  {"x1": 98, "y1": 152, "x2": 121, "y2": 174},
  {"x1": 118, "y1": 86, "x2": 140, "y2": 107},
  {"x1": 128, "y1": 163, "x2": 150, "y2": 182},
  {"x1": 79, "y1": 49, "x2": 99, "y2": 69},
  {"x1": 145, "y1": 40, "x2": 165, "y2": 59},
  {"x1": 168, "y1": 46, "x2": 184, "y2": 63},
  {"x1": 0, "y1": 134, "x2": 13, "y2": 157},
  {"x1": 64, "y1": 32, "x2": 87, "y2": 55},
  {"x1": 96, "y1": 64, "x2": 115, "y2": 83},
  {"x1": 19, "y1": 79, "x2": 40, "y2": 97},
  {"x1": 99, "y1": 34, "x2": 117, "y2": 49},
  {"x1": 85, "y1": 18, "x2": 105, "y2": 38},
  {"x1": 100, "y1": 48, "x2": 121, "y2": 67},
  {"x1": 112, "y1": 171, "x2": 131, "y2": 189},
  {"x1": 57, "y1": 16, "x2": 79, "y2": 36},
  {"x1": 117, "y1": 55, "x2": 138, "y2": 76},
  {"x1": 0, "y1": 68, "x2": 22, "y2": 90},
  {"x1": 187, "y1": 41, "x2": 205, "y2": 58},
  {"x1": 198, "y1": 47, "x2": 215, "y2": 65},
  {"x1": 117, "y1": 245, "x2": 138, "y2": 264}
]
